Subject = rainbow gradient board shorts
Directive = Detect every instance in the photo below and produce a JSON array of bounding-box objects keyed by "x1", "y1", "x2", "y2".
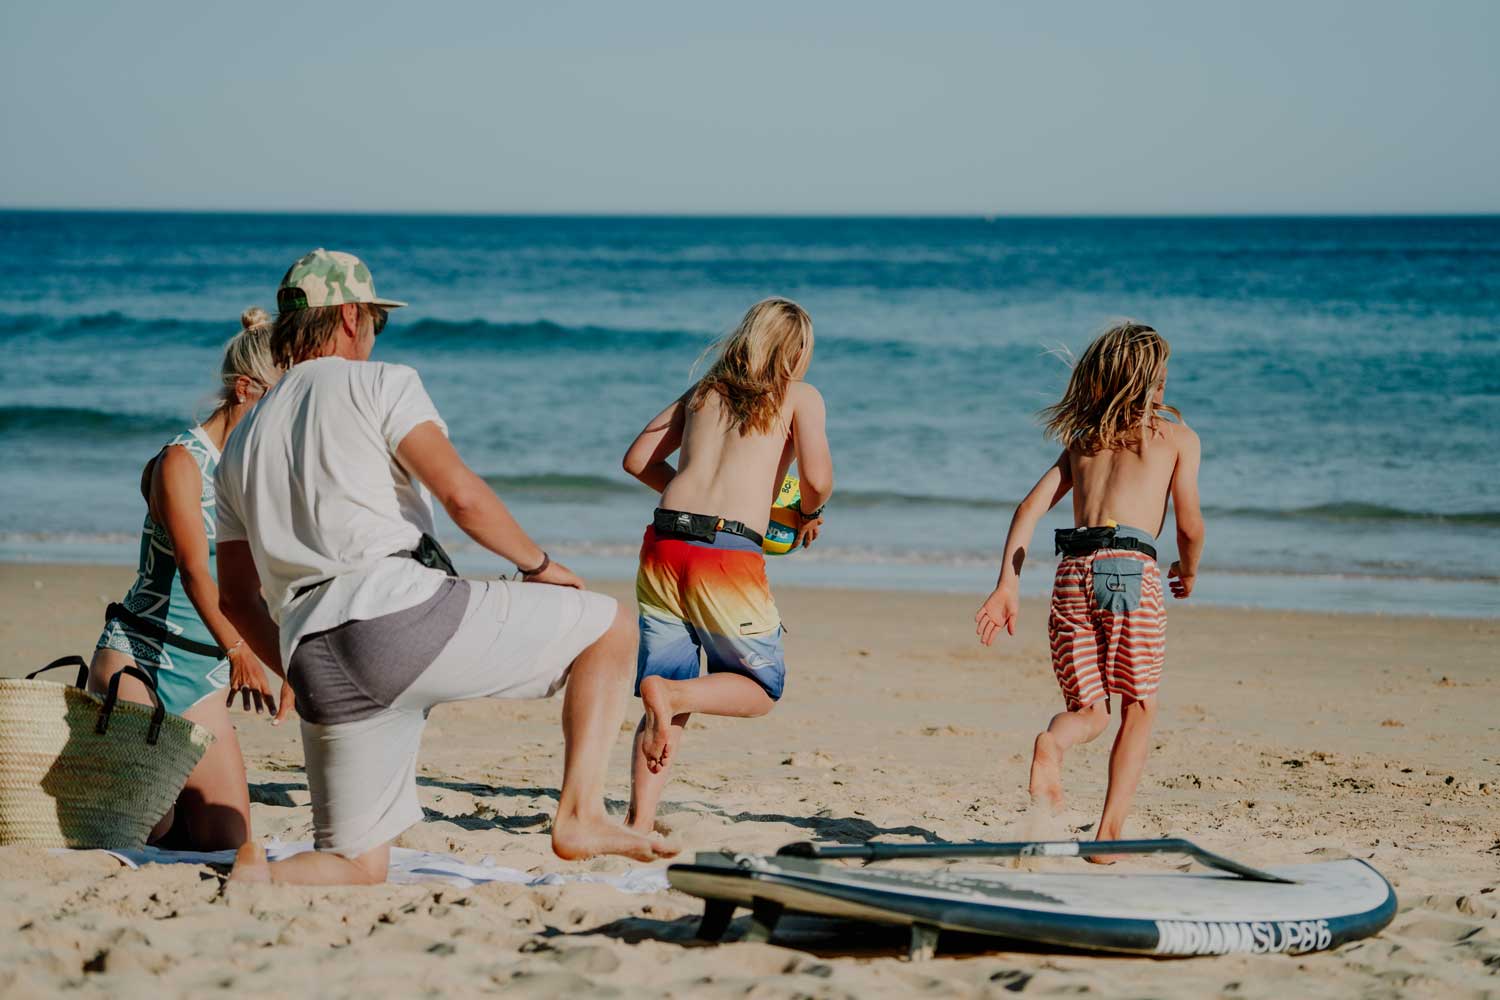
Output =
[{"x1": 635, "y1": 525, "x2": 787, "y2": 701}]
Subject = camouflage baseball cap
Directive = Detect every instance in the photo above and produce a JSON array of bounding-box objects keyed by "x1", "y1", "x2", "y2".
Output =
[{"x1": 276, "y1": 248, "x2": 407, "y2": 312}]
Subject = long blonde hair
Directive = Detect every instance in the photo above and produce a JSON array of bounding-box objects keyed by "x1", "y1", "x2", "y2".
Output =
[
  {"x1": 689, "y1": 297, "x2": 814, "y2": 435},
  {"x1": 215, "y1": 308, "x2": 281, "y2": 412},
  {"x1": 1040, "y1": 321, "x2": 1181, "y2": 454}
]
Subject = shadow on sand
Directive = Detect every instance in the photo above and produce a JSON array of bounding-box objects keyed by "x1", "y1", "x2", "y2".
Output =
[
  {"x1": 247, "y1": 781, "x2": 306, "y2": 807},
  {"x1": 551, "y1": 911, "x2": 1067, "y2": 964},
  {"x1": 410, "y1": 776, "x2": 945, "y2": 846},
  {"x1": 249, "y1": 774, "x2": 1049, "y2": 960}
]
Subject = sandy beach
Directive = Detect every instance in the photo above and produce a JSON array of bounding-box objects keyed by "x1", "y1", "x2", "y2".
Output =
[{"x1": 0, "y1": 562, "x2": 1495, "y2": 997}]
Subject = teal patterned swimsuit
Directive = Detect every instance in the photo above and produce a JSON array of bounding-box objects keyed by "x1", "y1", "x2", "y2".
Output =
[{"x1": 97, "y1": 427, "x2": 231, "y2": 715}]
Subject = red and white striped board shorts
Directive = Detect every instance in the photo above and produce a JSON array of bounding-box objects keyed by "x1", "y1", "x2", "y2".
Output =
[{"x1": 1047, "y1": 549, "x2": 1166, "y2": 711}]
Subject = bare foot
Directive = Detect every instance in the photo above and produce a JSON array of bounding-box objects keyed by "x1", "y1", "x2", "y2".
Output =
[
  {"x1": 552, "y1": 814, "x2": 680, "y2": 862},
  {"x1": 1028, "y1": 732, "x2": 1065, "y2": 813},
  {"x1": 638, "y1": 676, "x2": 675, "y2": 773},
  {"x1": 623, "y1": 804, "x2": 650, "y2": 834},
  {"x1": 623, "y1": 811, "x2": 672, "y2": 836},
  {"x1": 228, "y1": 842, "x2": 271, "y2": 883},
  {"x1": 1086, "y1": 822, "x2": 1125, "y2": 864}
]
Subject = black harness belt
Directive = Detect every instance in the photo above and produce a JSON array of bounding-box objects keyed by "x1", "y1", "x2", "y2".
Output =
[
  {"x1": 1054, "y1": 526, "x2": 1158, "y2": 562},
  {"x1": 653, "y1": 507, "x2": 765, "y2": 548},
  {"x1": 291, "y1": 533, "x2": 458, "y2": 602},
  {"x1": 105, "y1": 603, "x2": 225, "y2": 659}
]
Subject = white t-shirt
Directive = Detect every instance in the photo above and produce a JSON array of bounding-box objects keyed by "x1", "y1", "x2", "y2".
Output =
[{"x1": 216, "y1": 357, "x2": 450, "y2": 666}]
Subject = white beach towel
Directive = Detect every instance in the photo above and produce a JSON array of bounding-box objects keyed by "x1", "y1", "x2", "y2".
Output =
[{"x1": 66, "y1": 839, "x2": 671, "y2": 892}]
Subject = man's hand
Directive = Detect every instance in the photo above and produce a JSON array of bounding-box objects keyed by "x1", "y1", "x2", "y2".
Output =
[
  {"x1": 525, "y1": 559, "x2": 585, "y2": 589},
  {"x1": 1168, "y1": 561, "x2": 1196, "y2": 599},
  {"x1": 226, "y1": 645, "x2": 281, "y2": 718},
  {"x1": 795, "y1": 514, "x2": 823, "y2": 549},
  {"x1": 975, "y1": 584, "x2": 1019, "y2": 645},
  {"x1": 274, "y1": 677, "x2": 296, "y2": 726}
]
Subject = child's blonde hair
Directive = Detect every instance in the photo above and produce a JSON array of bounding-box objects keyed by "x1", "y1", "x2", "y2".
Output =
[
  {"x1": 689, "y1": 297, "x2": 814, "y2": 435},
  {"x1": 1041, "y1": 321, "x2": 1181, "y2": 454}
]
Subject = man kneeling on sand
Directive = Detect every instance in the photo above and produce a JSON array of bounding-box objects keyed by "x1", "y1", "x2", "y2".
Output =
[{"x1": 215, "y1": 249, "x2": 675, "y2": 884}]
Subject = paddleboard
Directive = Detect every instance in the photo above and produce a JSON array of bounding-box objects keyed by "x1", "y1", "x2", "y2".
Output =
[{"x1": 667, "y1": 839, "x2": 1396, "y2": 959}]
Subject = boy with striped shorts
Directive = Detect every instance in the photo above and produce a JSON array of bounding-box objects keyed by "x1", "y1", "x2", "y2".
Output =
[{"x1": 975, "y1": 322, "x2": 1206, "y2": 857}]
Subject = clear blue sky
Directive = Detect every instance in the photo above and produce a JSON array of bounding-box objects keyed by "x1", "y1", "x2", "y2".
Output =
[{"x1": 3, "y1": 1, "x2": 1496, "y2": 214}]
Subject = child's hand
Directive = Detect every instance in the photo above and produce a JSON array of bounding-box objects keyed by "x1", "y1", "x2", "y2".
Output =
[
  {"x1": 975, "y1": 585, "x2": 1018, "y2": 645},
  {"x1": 795, "y1": 514, "x2": 823, "y2": 549},
  {"x1": 1168, "y1": 561, "x2": 1195, "y2": 599}
]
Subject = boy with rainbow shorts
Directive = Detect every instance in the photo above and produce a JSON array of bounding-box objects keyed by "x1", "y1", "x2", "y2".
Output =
[
  {"x1": 635, "y1": 517, "x2": 788, "y2": 700},
  {"x1": 620, "y1": 298, "x2": 834, "y2": 834}
]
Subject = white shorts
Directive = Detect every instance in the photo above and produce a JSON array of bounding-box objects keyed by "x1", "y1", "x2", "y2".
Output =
[{"x1": 299, "y1": 579, "x2": 617, "y2": 857}]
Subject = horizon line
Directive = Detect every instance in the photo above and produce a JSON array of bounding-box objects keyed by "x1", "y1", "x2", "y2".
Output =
[{"x1": 2, "y1": 206, "x2": 1498, "y2": 221}]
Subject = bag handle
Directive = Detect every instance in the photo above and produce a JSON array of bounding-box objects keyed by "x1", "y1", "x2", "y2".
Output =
[
  {"x1": 25, "y1": 655, "x2": 88, "y2": 689},
  {"x1": 95, "y1": 666, "x2": 166, "y2": 746}
]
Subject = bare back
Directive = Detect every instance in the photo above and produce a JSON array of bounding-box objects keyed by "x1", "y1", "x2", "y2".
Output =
[
  {"x1": 660, "y1": 389, "x2": 797, "y2": 532},
  {"x1": 1069, "y1": 420, "x2": 1193, "y2": 536}
]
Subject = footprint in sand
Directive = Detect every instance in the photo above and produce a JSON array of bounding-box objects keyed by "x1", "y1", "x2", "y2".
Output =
[
  {"x1": 1408, "y1": 893, "x2": 1499, "y2": 920},
  {"x1": 1394, "y1": 913, "x2": 1486, "y2": 944},
  {"x1": 1011, "y1": 808, "x2": 1074, "y2": 871},
  {"x1": 920, "y1": 724, "x2": 976, "y2": 737}
]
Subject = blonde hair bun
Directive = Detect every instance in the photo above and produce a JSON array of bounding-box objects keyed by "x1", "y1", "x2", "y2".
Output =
[{"x1": 217, "y1": 316, "x2": 283, "y2": 411}]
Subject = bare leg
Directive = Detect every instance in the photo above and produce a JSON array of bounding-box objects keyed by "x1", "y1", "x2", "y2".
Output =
[
  {"x1": 89, "y1": 649, "x2": 250, "y2": 848},
  {"x1": 625, "y1": 712, "x2": 688, "y2": 832},
  {"x1": 1090, "y1": 696, "x2": 1157, "y2": 862},
  {"x1": 551, "y1": 605, "x2": 678, "y2": 862},
  {"x1": 638, "y1": 673, "x2": 773, "y2": 769},
  {"x1": 167, "y1": 696, "x2": 252, "y2": 850},
  {"x1": 230, "y1": 841, "x2": 389, "y2": 885},
  {"x1": 630, "y1": 673, "x2": 774, "y2": 832},
  {"x1": 1028, "y1": 700, "x2": 1110, "y2": 813}
]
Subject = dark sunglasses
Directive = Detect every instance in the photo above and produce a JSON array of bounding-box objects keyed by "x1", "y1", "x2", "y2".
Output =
[{"x1": 370, "y1": 306, "x2": 389, "y2": 337}]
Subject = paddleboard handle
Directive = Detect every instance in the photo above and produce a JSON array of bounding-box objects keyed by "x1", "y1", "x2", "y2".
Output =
[{"x1": 775, "y1": 837, "x2": 1296, "y2": 884}]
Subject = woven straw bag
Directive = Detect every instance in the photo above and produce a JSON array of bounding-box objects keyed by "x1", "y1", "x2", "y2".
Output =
[{"x1": 0, "y1": 656, "x2": 215, "y2": 849}]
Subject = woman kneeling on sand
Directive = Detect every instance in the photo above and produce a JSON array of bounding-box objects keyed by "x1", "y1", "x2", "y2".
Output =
[{"x1": 89, "y1": 309, "x2": 285, "y2": 850}]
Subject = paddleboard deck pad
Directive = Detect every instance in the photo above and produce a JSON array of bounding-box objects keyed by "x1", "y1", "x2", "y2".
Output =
[{"x1": 667, "y1": 839, "x2": 1396, "y2": 958}]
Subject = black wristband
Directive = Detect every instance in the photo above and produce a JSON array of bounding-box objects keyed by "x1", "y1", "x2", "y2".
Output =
[
  {"x1": 797, "y1": 502, "x2": 825, "y2": 520},
  {"x1": 519, "y1": 551, "x2": 550, "y2": 577}
]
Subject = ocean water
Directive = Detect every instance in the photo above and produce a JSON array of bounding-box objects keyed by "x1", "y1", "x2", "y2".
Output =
[{"x1": 0, "y1": 212, "x2": 1496, "y2": 617}]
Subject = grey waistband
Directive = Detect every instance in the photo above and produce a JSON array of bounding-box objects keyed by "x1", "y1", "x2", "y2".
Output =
[{"x1": 1105, "y1": 525, "x2": 1155, "y2": 547}]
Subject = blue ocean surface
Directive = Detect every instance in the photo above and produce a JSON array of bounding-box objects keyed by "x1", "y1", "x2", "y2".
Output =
[{"x1": 0, "y1": 212, "x2": 1496, "y2": 616}]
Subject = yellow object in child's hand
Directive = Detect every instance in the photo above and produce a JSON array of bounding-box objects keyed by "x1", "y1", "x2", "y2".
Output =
[
  {"x1": 764, "y1": 474, "x2": 808, "y2": 556},
  {"x1": 775, "y1": 475, "x2": 800, "y2": 510},
  {"x1": 763, "y1": 507, "x2": 801, "y2": 556}
]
